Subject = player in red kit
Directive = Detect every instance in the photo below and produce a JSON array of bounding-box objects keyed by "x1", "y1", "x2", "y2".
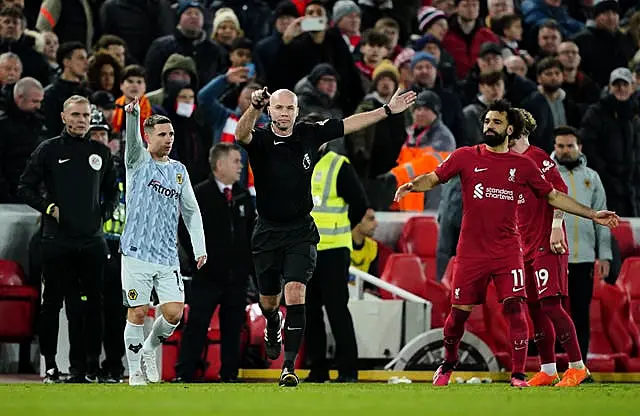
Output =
[
  {"x1": 394, "y1": 100, "x2": 619, "y2": 387},
  {"x1": 510, "y1": 110, "x2": 588, "y2": 387}
]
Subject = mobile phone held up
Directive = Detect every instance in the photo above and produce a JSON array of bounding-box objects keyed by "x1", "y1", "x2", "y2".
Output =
[
  {"x1": 301, "y1": 17, "x2": 327, "y2": 32},
  {"x1": 245, "y1": 63, "x2": 255, "y2": 79}
]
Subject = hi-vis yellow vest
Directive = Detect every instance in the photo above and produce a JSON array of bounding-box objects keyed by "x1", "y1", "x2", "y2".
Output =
[
  {"x1": 104, "y1": 181, "x2": 125, "y2": 237},
  {"x1": 311, "y1": 151, "x2": 352, "y2": 251}
]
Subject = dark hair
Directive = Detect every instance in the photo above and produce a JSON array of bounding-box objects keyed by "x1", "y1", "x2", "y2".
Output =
[
  {"x1": 0, "y1": 6, "x2": 22, "y2": 19},
  {"x1": 209, "y1": 142, "x2": 240, "y2": 171},
  {"x1": 553, "y1": 125, "x2": 581, "y2": 144},
  {"x1": 122, "y1": 64, "x2": 146, "y2": 81},
  {"x1": 539, "y1": 19, "x2": 561, "y2": 33},
  {"x1": 482, "y1": 99, "x2": 522, "y2": 139},
  {"x1": 478, "y1": 70, "x2": 505, "y2": 86},
  {"x1": 492, "y1": 14, "x2": 520, "y2": 37},
  {"x1": 143, "y1": 114, "x2": 171, "y2": 136},
  {"x1": 305, "y1": 0, "x2": 325, "y2": 11},
  {"x1": 536, "y1": 56, "x2": 563, "y2": 76},
  {"x1": 95, "y1": 34, "x2": 127, "y2": 51},
  {"x1": 56, "y1": 41, "x2": 86, "y2": 67},
  {"x1": 87, "y1": 52, "x2": 122, "y2": 96},
  {"x1": 361, "y1": 29, "x2": 390, "y2": 48},
  {"x1": 230, "y1": 37, "x2": 252, "y2": 52}
]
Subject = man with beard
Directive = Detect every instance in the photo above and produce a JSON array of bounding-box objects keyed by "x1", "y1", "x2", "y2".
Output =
[
  {"x1": 394, "y1": 99, "x2": 619, "y2": 388},
  {"x1": 533, "y1": 57, "x2": 581, "y2": 129},
  {"x1": 509, "y1": 109, "x2": 590, "y2": 387}
]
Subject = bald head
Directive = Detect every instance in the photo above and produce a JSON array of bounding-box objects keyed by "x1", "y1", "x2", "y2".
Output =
[
  {"x1": 270, "y1": 89, "x2": 298, "y2": 107},
  {"x1": 268, "y1": 89, "x2": 299, "y2": 133}
]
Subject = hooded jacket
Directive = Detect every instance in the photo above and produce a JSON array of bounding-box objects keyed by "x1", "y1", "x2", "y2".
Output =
[
  {"x1": 147, "y1": 53, "x2": 199, "y2": 106},
  {"x1": 294, "y1": 76, "x2": 343, "y2": 120}
]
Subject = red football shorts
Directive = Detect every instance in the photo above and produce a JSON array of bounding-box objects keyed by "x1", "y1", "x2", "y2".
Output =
[
  {"x1": 525, "y1": 254, "x2": 569, "y2": 302},
  {"x1": 451, "y1": 255, "x2": 526, "y2": 305}
]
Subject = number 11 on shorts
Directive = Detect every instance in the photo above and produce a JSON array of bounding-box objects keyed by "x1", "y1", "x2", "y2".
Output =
[{"x1": 511, "y1": 268, "x2": 524, "y2": 288}]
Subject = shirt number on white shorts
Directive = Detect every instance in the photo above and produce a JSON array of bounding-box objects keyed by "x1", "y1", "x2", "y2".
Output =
[
  {"x1": 511, "y1": 268, "x2": 524, "y2": 289},
  {"x1": 535, "y1": 268, "x2": 549, "y2": 288}
]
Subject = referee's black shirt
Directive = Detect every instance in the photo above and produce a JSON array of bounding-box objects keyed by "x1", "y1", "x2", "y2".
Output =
[{"x1": 242, "y1": 119, "x2": 344, "y2": 223}]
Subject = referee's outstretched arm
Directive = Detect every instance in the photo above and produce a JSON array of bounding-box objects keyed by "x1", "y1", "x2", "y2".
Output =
[{"x1": 343, "y1": 88, "x2": 417, "y2": 135}]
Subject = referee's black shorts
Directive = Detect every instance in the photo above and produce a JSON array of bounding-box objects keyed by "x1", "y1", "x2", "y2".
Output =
[{"x1": 251, "y1": 215, "x2": 320, "y2": 296}]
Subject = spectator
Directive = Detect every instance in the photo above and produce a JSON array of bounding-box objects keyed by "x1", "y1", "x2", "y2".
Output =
[
  {"x1": 0, "y1": 6, "x2": 50, "y2": 86},
  {"x1": 350, "y1": 208, "x2": 380, "y2": 278},
  {"x1": 333, "y1": 0, "x2": 362, "y2": 53},
  {"x1": 100, "y1": 0, "x2": 174, "y2": 65},
  {"x1": 254, "y1": 1, "x2": 298, "y2": 90},
  {"x1": 354, "y1": 29, "x2": 389, "y2": 92},
  {"x1": 412, "y1": 34, "x2": 457, "y2": 89},
  {"x1": 580, "y1": 67, "x2": 640, "y2": 217},
  {"x1": 504, "y1": 54, "x2": 527, "y2": 78},
  {"x1": 357, "y1": 0, "x2": 405, "y2": 43},
  {"x1": 0, "y1": 51, "x2": 20, "y2": 92},
  {"x1": 211, "y1": 7, "x2": 241, "y2": 53},
  {"x1": 87, "y1": 52, "x2": 122, "y2": 99},
  {"x1": 111, "y1": 65, "x2": 151, "y2": 135},
  {"x1": 205, "y1": 0, "x2": 272, "y2": 45},
  {"x1": 536, "y1": 19, "x2": 563, "y2": 58},
  {"x1": 295, "y1": 63, "x2": 343, "y2": 120},
  {"x1": 557, "y1": 41, "x2": 601, "y2": 113},
  {"x1": 274, "y1": 0, "x2": 364, "y2": 115},
  {"x1": 436, "y1": 176, "x2": 461, "y2": 280},
  {"x1": 90, "y1": 91, "x2": 116, "y2": 132},
  {"x1": 521, "y1": 0, "x2": 584, "y2": 39},
  {"x1": 492, "y1": 13, "x2": 534, "y2": 66},
  {"x1": 441, "y1": 0, "x2": 500, "y2": 79},
  {"x1": 402, "y1": 90, "x2": 456, "y2": 153},
  {"x1": 418, "y1": 6, "x2": 449, "y2": 42},
  {"x1": 551, "y1": 126, "x2": 612, "y2": 361},
  {"x1": 219, "y1": 37, "x2": 257, "y2": 110},
  {"x1": 534, "y1": 57, "x2": 582, "y2": 128},
  {"x1": 572, "y1": 0, "x2": 636, "y2": 88},
  {"x1": 147, "y1": 53, "x2": 198, "y2": 107},
  {"x1": 42, "y1": 41, "x2": 90, "y2": 136},
  {"x1": 94, "y1": 34, "x2": 127, "y2": 68},
  {"x1": 42, "y1": 31, "x2": 60, "y2": 83},
  {"x1": 393, "y1": 48, "x2": 414, "y2": 90},
  {"x1": 145, "y1": 1, "x2": 225, "y2": 91},
  {"x1": 431, "y1": 0, "x2": 457, "y2": 16},
  {"x1": 36, "y1": 0, "x2": 94, "y2": 49},
  {"x1": 463, "y1": 71, "x2": 506, "y2": 145},
  {"x1": 0, "y1": 77, "x2": 46, "y2": 203},
  {"x1": 373, "y1": 17, "x2": 403, "y2": 60},
  {"x1": 485, "y1": 0, "x2": 514, "y2": 27}
]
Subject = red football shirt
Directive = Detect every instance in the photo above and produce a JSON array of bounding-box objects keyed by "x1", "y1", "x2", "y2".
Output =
[
  {"x1": 434, "y1": 145, "x2": 554, "y2": 260},
  {"x1": 517, "y1": 145, "x2": 569, "y2": 261}
]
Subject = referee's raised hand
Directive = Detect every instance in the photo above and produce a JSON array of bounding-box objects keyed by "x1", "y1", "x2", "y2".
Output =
[
  {"x1": 125, "y1": 96, "x2": 140, "y2": 113},
  {"x1": 251, "y1": 87, "x2": 270, "y2": 110},
  {"x1": 387, "y1": 89, "x2": 417, "y2": 114}
]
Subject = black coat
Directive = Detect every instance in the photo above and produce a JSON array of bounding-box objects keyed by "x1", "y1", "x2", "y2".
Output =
[
  {"x1": 179, "y1": 177, "x2": 255, "y2": 282},
  {"x1": 0, "y1": 35, "x2": 50, "y2": 87},
  {"x1": 42, "y1": 78, "x2": 92, "y2": 137}
]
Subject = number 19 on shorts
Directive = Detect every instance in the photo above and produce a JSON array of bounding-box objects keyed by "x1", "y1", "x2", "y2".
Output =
[{"x1": 511, "y1": 268, "x2": 524, "y2": 288}]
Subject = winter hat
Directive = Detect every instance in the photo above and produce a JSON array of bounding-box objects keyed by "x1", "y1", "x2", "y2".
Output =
[
  {"x1": 372, "y1": 59, "x2": 400, "y2": 85},
  {"x1": 309, "y1": 63, "x2": 339, "y2": 85},
  {"x1": 411, "y1": 51, "x2": 438, "y2": 69},
  {"x1": 274, "y1": 1, "x2": 300, "y2": 19},
  {"x1": 213, "y1": 8, "x2": 241, "y2": 34},
  {"x1": 394, "y1": 48, "x2": 415, "y2": 68},
  {"x1": 593, "y1": 0, "x2": 619, "y2": 17},
  {"x1": 177, "y1": 1, "x2": 204, "y2": 17},
  {"x1": 413, "y1": 34, "x2": 441, "y2": 52},
  {"x1": 418, "y1": 6, "x2": 447, "y2": 33},
  {"x1": 414, "y1": 90, "x2": 441, "y2": 114},
  {"x1": 332, "y1": 0, "x2": 361, "y2": 24}
]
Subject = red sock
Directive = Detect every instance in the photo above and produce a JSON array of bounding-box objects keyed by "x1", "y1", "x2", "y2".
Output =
[
  {"x1": 503, "y1": 299, "x2": 529, "y2": 375},
  {"x1": 443, "y1": 308, "x2": 471, "y2": 363},
  {"x1": 528, "y1": 301, "x2": 556, "y2": 365},
  {"x1": 540, "y1": 297, "x2": 583, "y2": 363}
]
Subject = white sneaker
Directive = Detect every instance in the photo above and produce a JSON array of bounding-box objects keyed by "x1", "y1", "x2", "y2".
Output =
[
  {"x1": 141, "y1": 348, "x2": 160, "y2": 383},
  {"x1": 129, "y1": 369, "x2": 147, "y2": 386}
]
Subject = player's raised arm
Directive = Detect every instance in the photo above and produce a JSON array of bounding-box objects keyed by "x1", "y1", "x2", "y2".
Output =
[
  {"x1": 236, "y1": 87, "x2": 270, "y2": 145},
  {"x1": 394, "y1": 172, "x2": 441, "y2": 202},
  {"x1": 179, "y1": 171, "x2": 207, "y2": 268},
  {"x1": 343, "y1": 89, "x2": 417, "y2": 136},
  {"x1": 124, "y1": 96, "x2": 146, "y2": 169},
  {"x1": 546, "y1": 189, "x2": 620, "y2": 229}
]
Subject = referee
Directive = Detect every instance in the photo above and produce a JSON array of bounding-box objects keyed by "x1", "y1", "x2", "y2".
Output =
[
  {"x1": 18, "y1": 95, "x2": 118, "y2": 383},
  {"x1": 235, "y1": 86, "x2": 416, "y2": 386}
]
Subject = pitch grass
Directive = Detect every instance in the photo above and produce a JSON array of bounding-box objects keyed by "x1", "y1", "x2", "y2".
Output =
[{"x1": 0, "y1": 383, "x2": 639, "y2": 415}]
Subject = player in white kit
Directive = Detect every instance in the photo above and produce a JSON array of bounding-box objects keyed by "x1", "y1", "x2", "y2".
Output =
[{"x1": 120, "y1": 97, "x2": 207, "y2": 386}]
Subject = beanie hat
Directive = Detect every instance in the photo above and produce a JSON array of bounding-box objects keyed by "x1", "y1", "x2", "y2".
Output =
[
  {"x1": 394, "y1": 48, "x2": 415, "y2": 68},
  {"x1": 415, "y1": 90, "x2": 441, "y2": 114},
  {"x1": 418, "y1": 6, "x2": 446, "y2": 33},
  {"x1": 213, "y1": 8, "x2": 241, "y2": 34},
  {"x1": 413, "y1": 34, "x2": 441, "y2": 52},
  {"x1": 274, "y1": 1, "x2": 300, "y2": 19},
  {"x1": 177, "y1": 1, "x2": 204, "y2": 17},
  {"x1": 411, "y1": 51, "x2": 438, "y2": 70},
  {"x1": 309, "y1": 63, "x2": 339, "y2": 85},
  {"x1": 372, "y1": 59, "x2": 400, "y2": 85},
  {"x1": 593, "y1": 0, "x2": 619, "y2": 17},
  {"x1": 332, "y1": 0, "x2": 361, "y2": 24}
]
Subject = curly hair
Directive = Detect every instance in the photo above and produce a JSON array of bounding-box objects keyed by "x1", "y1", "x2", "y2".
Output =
[
  {"x1": 515, "y1": 108, "x2": 537, "y2": 137},
  {"x1": 87, "y1": 52, "x2": 122, "y2": 98}
]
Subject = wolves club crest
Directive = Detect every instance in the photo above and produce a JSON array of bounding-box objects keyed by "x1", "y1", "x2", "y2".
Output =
[{"x1": 176, "y1": 173, "x2": 183, "y2": 184}]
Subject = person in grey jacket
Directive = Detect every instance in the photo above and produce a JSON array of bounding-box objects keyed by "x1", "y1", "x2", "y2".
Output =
[
  {"x1": 436, "y1": 175, "x2": 462, "y2": 281},
  {"x1": 552, "y1": 125, "x2": 612, "y2": 361}
]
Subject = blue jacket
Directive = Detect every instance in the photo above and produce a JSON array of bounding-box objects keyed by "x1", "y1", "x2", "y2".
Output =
[{"x1": 521, "y1": 0, "x2": 584, "y2": 39}]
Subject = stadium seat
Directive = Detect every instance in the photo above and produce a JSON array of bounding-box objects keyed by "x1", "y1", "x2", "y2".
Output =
[
  {"x1": 0, "y1": 260, "x2": 39, "y2": 342},
  {"x1": 440, "y1": 256, "x2": 455, "y2": 291},
  {"x1": 586, "y1": 283, "x2": 622, "y2": 372},
  {"x1": 397, "y1": 216, "x2": 439, "y2": 280},
  {"x1": 424, "y1": 279, "x2": 451, "y2": 328},
  {"x1": 379, "y1": 254, "x2": 428, "y2": 300},
  {"x1": 376, "y1": 241, "x2": 395, "y2": 277},
  {"x1": 611, "y1": 221, "x2": 637, "y2": 259},
  {"x1": 616, "y1": 257, "x2": 640, "y2": 323}
]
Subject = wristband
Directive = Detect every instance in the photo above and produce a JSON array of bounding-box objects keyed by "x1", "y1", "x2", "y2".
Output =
[
  {"x1": 383, "y1": 104, "x2": 393, "y2": 117},
  {"x1": 552, "y1": 218, "x2": 563, "y2": 228},
  {"x1": 46, "y1": 203, "x2": 56, "y2": 215}
]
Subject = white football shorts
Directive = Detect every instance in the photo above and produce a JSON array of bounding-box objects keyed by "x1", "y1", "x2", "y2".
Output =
[{"x1": 121, "y1": 255, "x2": 184, "y2": 307}]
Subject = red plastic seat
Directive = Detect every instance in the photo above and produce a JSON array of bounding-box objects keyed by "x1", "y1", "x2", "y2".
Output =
[
  {"x1": 0, "y1": 260, "x2": 38, "y2": 342},
  {"x1": 376, "y1": 241, "x2": 394, "y2": 277},
  {"x1": 424, "y1": 279, "x2": 451, "y2": 328},
  {"x1": 616, "y1": 257, "x2": 640, "y2": 323},
  {"x1": 380, "y1": 254, "x2": 428, "y2": 300},
  {"x1": 397, "y1": 216, "x2": 439, "y2": 280},
  {"x1": 611, "y1": 220, "x2": 637, "y2": 259},
  {"x1": 585, "y1": 282, "x2": 622, "y2": 372}
]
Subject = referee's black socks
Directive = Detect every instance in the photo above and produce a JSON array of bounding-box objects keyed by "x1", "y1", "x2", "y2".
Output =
[{"x1": 283, "y1": 304, "x2": 306, "y2": 369}]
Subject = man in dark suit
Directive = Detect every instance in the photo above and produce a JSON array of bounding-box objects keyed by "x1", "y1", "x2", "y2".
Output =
[{"x1": 175, "y1": 142, "x2": 255, "y2": 382}]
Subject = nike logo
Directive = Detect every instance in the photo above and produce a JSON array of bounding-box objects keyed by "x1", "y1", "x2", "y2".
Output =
[
  {"x1": 58, "y1": 159, "x2": 70, "y2": 164},
  {"x1": 474, "y1": 167, "x2": 488, "y2": 172},
  {"x1": 512, "y1": 287, "x2": 524, "y2": 292},
  {"x1": 274, "y1": 140, "x2": 286, "y2": 145},
  {"x1": 514, "y1": 345, "x2": 527, "y2": 350},
  {"x1": 286, "y1": 327, "x2": 302, "y2": 331},
  {"x1": 538, "y1": 287, "x2": 548, "y2": 295}
]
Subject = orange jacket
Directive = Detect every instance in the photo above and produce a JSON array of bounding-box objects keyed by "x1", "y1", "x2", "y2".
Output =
[{"x1": 111, "y1": 95, "x2": 152, "y2": 136}]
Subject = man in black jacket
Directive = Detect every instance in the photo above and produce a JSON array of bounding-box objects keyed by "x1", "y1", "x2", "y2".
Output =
[
  {"x1": 175, "y1": 142, "x2": 255, "y2": 382},
  {"x1": 17, "y1": 95, "x2": 118, "y2": 383}
]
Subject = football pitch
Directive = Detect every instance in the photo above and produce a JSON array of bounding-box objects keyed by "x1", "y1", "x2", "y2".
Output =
[{"x1": 1, "y1": 383, "x2": 639, "y2": 415}]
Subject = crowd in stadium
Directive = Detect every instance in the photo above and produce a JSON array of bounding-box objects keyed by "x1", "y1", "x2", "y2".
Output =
[{"x1": 1, "y1": 0, "x2": 640, "y2": 385}]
